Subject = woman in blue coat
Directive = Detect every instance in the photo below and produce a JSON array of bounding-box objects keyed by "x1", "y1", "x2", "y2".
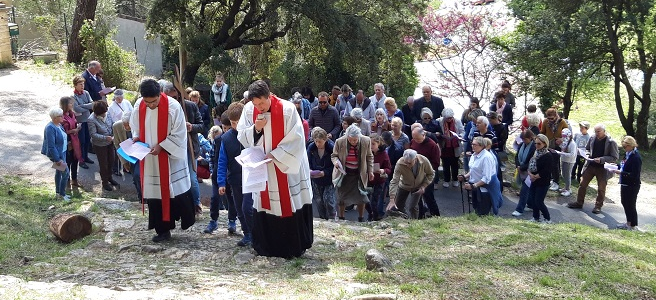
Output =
[
  {"x1": 41, "y1": 107, "x2": 70, "y2": 201},
  {"x1": 612, "y1": 136, "x2": 642, "y2": 230}
]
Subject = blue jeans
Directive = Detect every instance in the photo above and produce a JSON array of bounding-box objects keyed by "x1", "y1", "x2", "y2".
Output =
[
  {"x1": 515, "y1": 181, "x2": 533, "y2": 213},
  {"x1": 188, "y1": 157, "x2": 200, "y2": 206},
  {"x1": 55, "y1": 166, "x2": 70, "y2": 196},
  {"x1": 131, "y1": 162, "x2": 142, "y2": 200},
  {"x1": 79, "y1": 122, "x2": 90, "y2": 161},
  {"x1": 529, "y1": 184, "x2": 550, "y2": 221}
]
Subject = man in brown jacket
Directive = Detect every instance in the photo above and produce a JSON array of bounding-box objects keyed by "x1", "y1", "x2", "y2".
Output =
[{"x1": 386, "y1": 149, "x2": 435, "y2": 219}]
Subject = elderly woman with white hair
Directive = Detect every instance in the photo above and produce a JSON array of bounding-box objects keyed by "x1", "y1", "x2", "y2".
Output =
[
  {"x1": 350, "y1": 108, "x2": 372, "y2": 136},
  {"x1": 386, "y1": 149, "x2": 435, "y2": 219},
  {"x1": 419, "y1": 107, "x2": 440, "y2": 134},
  {"x1": 459, "y1": 136, "x2": 501, "y2": 215},
  {"x1": 332, "y1": 124, "x2": 374, "y2": 222},
  {"x1": 107, "y1": 89, "x2": 133, "y2": 127},
  {"x1": 41, "y1": 107, "x2": 71, "y2": 201},
  {"x1": 437, "y1": 107, "x2": 465, "y2": 187},
  {"x1": 371, "y1": 108, "x2": 391, "y2": 135}
]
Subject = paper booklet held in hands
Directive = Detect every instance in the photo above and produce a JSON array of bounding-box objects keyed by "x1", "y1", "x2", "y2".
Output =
[
  {"x1": 117, "y1": 140, "x2": 150, "y2": 164},
  {"x1": 51, "y1": 162, "x2": 67, "y2": 172},
  {"x1": 236, "y1": 147, "x2": 271, "y2": 193}
]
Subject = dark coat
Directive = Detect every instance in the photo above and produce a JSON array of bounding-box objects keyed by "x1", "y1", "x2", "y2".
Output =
[
  {"x1": 307, "y1": 141, "x2": 335, "y2": 187},
  {"x1": 182, "y1": 100, "x2": 204, "y2": 157},
  {"x1": 413, "y1": 96, "x2": 444, "y2": 122},
  {"x1": 530, "y1": 153, "x2": 553, "y2": 187},
  {"x1": 619, "y1": 150, "x2": 642, "y2": 186},
  {"x1": 82, "y1": 70, "x2": 103, "y2": 101}
]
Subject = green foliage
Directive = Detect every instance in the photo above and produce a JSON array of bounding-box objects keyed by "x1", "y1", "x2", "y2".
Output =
[{"x1": 79, "y1": 19, "x2": 144, "y2": 90}]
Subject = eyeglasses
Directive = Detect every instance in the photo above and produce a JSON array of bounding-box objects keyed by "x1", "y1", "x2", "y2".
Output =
[
  {"x1": 319, "y1": 101, "x2": 327, "y2": 104},
  {"x1": 472, "y1": 143, "x2": 480, "y2": 146}
]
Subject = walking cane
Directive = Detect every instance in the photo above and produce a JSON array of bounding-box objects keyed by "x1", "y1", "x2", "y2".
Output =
[{"x1": 459, "y1": 178, "x2": 465, "y2": 214}]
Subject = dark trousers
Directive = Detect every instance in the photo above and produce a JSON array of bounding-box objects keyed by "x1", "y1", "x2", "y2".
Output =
[
  {"x1": 131, "y1": 162, "x2": 142, "y2": 200},
  {"x1": 530, "y1": 184, "x2": 550, "y2": 221},
  {"x1": 365, "y1": 183, "x2": 384, "y2": 220},
  {"x1": 571, "y1": 155, "x2": 585, "y2": 180},
  {"x1": 550, "y1": 152, "x2": 561, "y2": 184},
  {"x1": 230, "y1": 184, "x2": 253, "y2": 234},
  {"x1": 621, "y1": 184, "x2": 640, "y2": 226},
  {"x1": 576, "y1": 166, "x2": 608, "y2": 208},
  {"x1": 441, "y1": 156, "x2": 459, "y2": 182},
  {"x1": 471, "y1": 187, "x2": 492, "y2": 216},
  {"x1": 419, "y1": 188, "x2": 440, "y2": 217},
  {"x1": 79, "y1": 122, "x2": 90, "y2": 161},
  {"x1": 395, "y1": 187, "x2": 423, "y2": 219},
  {"x1": 66, "y1": 150, "x2": 78, "y2": 181},
  {"x1": 95, "y1": 144, "x2": 115, "y2": 184}
]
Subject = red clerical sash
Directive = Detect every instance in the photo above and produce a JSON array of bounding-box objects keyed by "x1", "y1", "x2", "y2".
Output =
[
  {"x1": 253, "y1": 95, "x2": 293, "y2": 218},
  {"x1": 139, "y1": 93, "x2": 172, "y2": 221}
]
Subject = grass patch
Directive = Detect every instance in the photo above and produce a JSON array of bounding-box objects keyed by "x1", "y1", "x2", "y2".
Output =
[{"x1": 0, "y1": 176, "x2": 95, "y2": 273}]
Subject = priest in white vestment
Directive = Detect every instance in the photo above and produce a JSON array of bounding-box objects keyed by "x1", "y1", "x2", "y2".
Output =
[
  {"x1": 129, "y1": 79, "x2": 195, "y2": 242},
  {"x1": 237, "y1": 80, "x2": 313, "y2": 258}
]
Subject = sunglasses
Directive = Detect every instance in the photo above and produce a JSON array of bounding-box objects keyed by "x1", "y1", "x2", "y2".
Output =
[
  {"x1": 319, "y1": 101, "x2": 328, "y2": 104},
  {"x1": 422, "y1": 117, "x2": 432, "y2": 120}
]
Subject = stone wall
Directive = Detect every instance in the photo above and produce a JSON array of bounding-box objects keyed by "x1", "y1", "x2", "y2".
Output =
[{"x1": 113, "y1": 16, "x2": 162, "y2": 76}]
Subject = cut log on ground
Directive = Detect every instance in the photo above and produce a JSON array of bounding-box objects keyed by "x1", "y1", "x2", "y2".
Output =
[{"x1": 49, "y1": 214, "x2": 92, "y2": 243}]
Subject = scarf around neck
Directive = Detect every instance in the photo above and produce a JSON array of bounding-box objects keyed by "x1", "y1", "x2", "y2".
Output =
[
  {"x1": 212, "y1": 83, "x2": 228, "y2": 104},
  {"x1": 529, "y1": 147, "x2": 549, "y2": 173}
]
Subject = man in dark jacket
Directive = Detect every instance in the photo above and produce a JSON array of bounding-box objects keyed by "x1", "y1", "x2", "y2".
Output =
[
  {"x1": 82, "y1": 61, "x2": 104, "y2": 101},
  {"x1": 413, "y1": 86, "x2": 444, "y2": 122},
  {"x1": 160, "y1": 80, "x2": 204, "y2": 214},
  {"x1": 308, "y1": 92, "x2": 341, "y2": 141},
  {"x1": 567, "y1": 124, "x2": 619, "y2": 214}
]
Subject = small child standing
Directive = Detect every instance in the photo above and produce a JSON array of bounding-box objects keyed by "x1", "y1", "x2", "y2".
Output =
[
  {"x1": 572, "y1": 121, "x2": 591, "y2": 183},
  {"x1": 366, "y1": 134, "x2": 391, "y2": 221}
]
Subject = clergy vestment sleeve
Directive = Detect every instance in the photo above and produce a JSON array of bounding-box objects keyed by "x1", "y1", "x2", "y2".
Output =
[
  {"x1": 129, "y1": 98, "x2": 142, "y2": 141},
  {"x1": 268, "y1": 107, "x2": 305, "y2": 174},
  {"x1": 158, "y1": 99, "x2": 189, "y2": 160},
  {"x1": 237, "y1": 102, "x2": 257, "y2": 148}
]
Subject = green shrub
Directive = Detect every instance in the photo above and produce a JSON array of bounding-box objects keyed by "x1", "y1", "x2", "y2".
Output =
[{"x1": 80, "y1": 19, "x2": 144, "y2": 91}]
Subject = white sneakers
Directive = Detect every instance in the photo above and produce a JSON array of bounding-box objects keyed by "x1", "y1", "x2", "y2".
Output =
[
  {"x1": 452, "y1": 181, "x2": 459, "y2": 187},
  {"x1": 442, "y1": 182, "x2": 450, "y2": 188},
  {"x1": 511, "y1": 210, "x2": 522, "y2": 217},
  {"x1": 529, "y1": 218, "x2": 553, "y2": 224},
  {"x1": 560, "y1": 190, "x2": 571, "y2": 196},
  {"x1": 549, "y1": 181, "x2": 559, "y2": 191}
]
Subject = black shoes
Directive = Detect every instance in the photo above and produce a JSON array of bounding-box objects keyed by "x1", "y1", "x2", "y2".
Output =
[
  {"x1": 102, "y1": 182, "x2": 113, "y2": 191},
  {"x1": 109, "y1": 179, "x2": 120, "y2": 186},
  {"x1": 79, "y1": 162, "x2": 89, "y2": 169},
  {"x1": 152, "y1": 231, "x2": 171, "y2": 242}
]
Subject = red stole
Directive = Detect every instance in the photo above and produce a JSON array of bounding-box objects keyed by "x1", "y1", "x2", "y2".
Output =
[
  {"x1": 252, "y1": 95, "x2": 293, "y2": 218},
  {"x1": 138, "y1": 93, "x2": 172, "y2": 221}
]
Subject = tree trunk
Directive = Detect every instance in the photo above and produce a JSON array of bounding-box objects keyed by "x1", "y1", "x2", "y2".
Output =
[
  {"x1": 183, "y1": 63, "x2": 201, "y2": 87},
  {"x1": 49, "y1": 214, "x2": 92, "y2": 243},
  {"x1": 635, "y1": 77, "x2": 653, "y2": 148},
  {"x1": 66, "y1": 0, "x2": 98, "y2": 64},
  {"x1": 562, "y1": 78, "x2": 573, "y2": 119}
]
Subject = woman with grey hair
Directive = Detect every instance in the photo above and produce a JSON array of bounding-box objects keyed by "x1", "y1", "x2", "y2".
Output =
[
  {"x1": 350, "y1": 108, "x2": 372, "y2": 136},
  {"x1": 331, "y1": 124, "x2": 374, "y2": 222},
  {"x1": 88, "y1": 101, "x2": 117, "y2": 191},
  {"x1": 308, "y1": 127, "x2": 336, "y2": 220},
  {"x1": 41, "y1": 107, "x2": 70, "y2": 201},
  {"x1": 437, "y1": 107, "x2": 465, "y2": 187},
  {"x1": 459, "y1": 136, "x2": 501, "y2": 215},
  {"x1": 371, "y1": 108, "x2": 391, "y2": 135}
]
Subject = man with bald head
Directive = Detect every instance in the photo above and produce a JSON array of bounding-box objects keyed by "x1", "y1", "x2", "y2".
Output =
[
  {"x1": 409, "y1": 127, "x2": 441, "y2": 218},
  {"x1": 82, "y1": 60, "x2": 104, "y2": 101},
  {"x1": 413, "y1": 86, "x2": 444, "y2": 122}
]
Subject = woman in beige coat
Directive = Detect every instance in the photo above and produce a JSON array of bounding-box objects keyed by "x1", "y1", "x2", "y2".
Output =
[{"x1": 331, "y1": 124, "x2": 374, "y2": 222}]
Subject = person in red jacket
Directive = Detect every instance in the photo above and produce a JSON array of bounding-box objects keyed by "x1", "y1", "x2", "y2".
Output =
[
  {"x1": 366, "y1": 134, "x2": 391, "y2": 221},
  {"x1": 410, "y1": 127, "x2": 441, "y2": 217}
]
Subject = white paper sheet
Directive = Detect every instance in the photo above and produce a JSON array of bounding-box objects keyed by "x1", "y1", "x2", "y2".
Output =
[
  {"x1": 524, "y1": 175, "x2": 532, "y2": 188},
  {"x1": 235, "y1": 147, "x2": 272, "y2": 168},
  {"x1": 604, "y1": 163, "x2": 618, "y2": 171},
  {"x1": 578, "y1": 148, "x2": 594, "y2": 161},
  {"x1": 237, "y1": 147, "x2": 270, "y2": 193},
  {"x1": 334, "y1": 159, "x2": 347, "y2": 175},
  {"x1": 119, "y1": 139, "x2": 150, "y2": 160},
  {"x1": 51, "y1": 162, "x2": 67, "y2": 171},
  {"x1": 450, "y1": 130, "x2": 466, "y2": 141}
]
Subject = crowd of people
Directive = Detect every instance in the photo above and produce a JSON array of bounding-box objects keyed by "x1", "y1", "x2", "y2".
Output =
[{"x1": 41, "y1": 60, "x2": 645, "y2": 259}]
